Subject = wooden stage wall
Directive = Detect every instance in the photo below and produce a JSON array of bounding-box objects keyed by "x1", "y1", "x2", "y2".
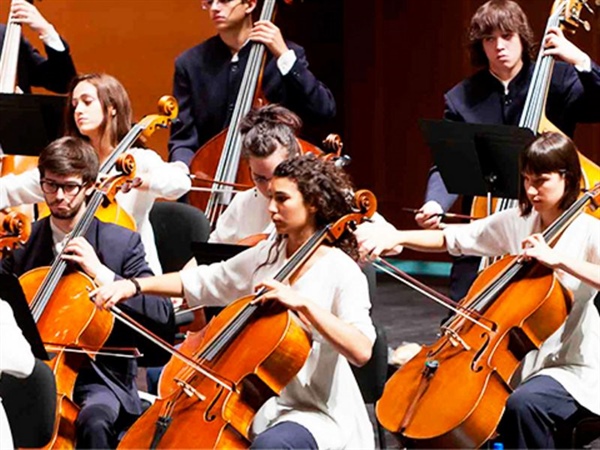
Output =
[{"x1": 3, "y1": 0, "x2": 598, "y2": 261}]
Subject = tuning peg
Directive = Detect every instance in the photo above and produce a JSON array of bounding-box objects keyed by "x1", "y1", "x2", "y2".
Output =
[
  {"x1": 573, "y1": 14, "x2": 592, "y2": 30},
  {"x1": 581, "y1": 0, "x2": 595, "y2": 14}
]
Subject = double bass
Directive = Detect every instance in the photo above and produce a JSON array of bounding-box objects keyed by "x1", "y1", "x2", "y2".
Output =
[
  {"x1": 117, "y1": 189, "x2": 377, "y2": 449},
  {"x1": 0, "y1": 0, "x2": 44, "y2": 224},
  {"x1": 376, "y1": 183, "x2": 600, "y2": 448},
  {"x1": 187, "y1": 0, "x2": 324, "y2": 225},
  {"x1": 471, "y1": 0, "x2": 600, "y2": 222}
]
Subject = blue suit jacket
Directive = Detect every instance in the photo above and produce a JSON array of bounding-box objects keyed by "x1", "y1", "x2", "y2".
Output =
[
  {"x1": 0, "y1": 23, "x2": 76, "y2": 94},
  {"x1": 426, "y1": 60, "x2": 600, "y2": 211},
  {"x1": 1, "y1": 218, "x2": 173, "y2": 415},
  {"x1": 168, "y1": 35, "x2": 336, "y2": 165}
]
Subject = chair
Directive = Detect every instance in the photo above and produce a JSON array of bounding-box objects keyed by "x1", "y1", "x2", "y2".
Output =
[
  {"x1": 571, "y1": 415, "x2": 600, "y2": 449},
  {"x1": 0, "y1": 358, "x2": 57, "y2": 448},
  {"x1": 149, "y1": 201, "x2": 211, "y2": 273},
  {"x1": 352, "y1": 323, "x2": 389, "y2": 449}
]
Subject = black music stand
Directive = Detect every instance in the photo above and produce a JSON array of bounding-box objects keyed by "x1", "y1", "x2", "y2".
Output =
[
  {"x1": 191, "y1": 242, "x2": 248, "y2": 265},
  {"x1": 0, "y1": 274, "x2": 48, "y2": 360},
  {"x1": 0, "y1": 93, "x2": 66, "y2": 155},
  {"x1": 420, "y1": 120, "x2": 535, "y2": 211},
  {"x1": 190, "y1": 242, "x2": 249, "y2": 321}
]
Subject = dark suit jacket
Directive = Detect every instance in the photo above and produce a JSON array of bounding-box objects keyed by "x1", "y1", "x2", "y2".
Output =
[
  {"x1": 1, "y1": 218, "x2": 173, "y2": 415},
  {"x1": 0, "y1": 23, "x2": 76, "y2": 94},
  {"x1": 426, "y1": 60, "x2": 600, "y2": 211},
  {"x1": 168, "y1": 35, "x2": 336, "y2": 165}
]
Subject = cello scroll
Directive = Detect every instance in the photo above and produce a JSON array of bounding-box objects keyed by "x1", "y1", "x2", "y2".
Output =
[{"x1": 0, "y1": 210, "x2": 31, "y2": 259}]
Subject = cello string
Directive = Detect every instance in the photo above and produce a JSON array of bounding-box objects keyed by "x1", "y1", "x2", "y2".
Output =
[
  {"x1": 110, "y1": 305, "x2": 235, "y2": 391},
  {"x1": 372, "y1": 258, "x2": 493, "y2": 333},
  {"x1": 207, "y1": 0, "x2": 276, "y2": 216}
]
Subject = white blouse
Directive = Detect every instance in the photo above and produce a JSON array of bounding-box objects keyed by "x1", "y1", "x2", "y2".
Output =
[
  {"x1": 0, "y1": 148, "x2": 191, "y2": 275},
  {"x1": 444, "y1": 208, "x2": 600, "y2": 415},
  {"x1": 179, "y1": 240, "x2": 376, "y2": 449},
  {"x1": 209, "y1": 187, "x2": 274, "y2": 244},
  {"x1": 209, "y1": 186, "x2": 391, "y2": 245}
]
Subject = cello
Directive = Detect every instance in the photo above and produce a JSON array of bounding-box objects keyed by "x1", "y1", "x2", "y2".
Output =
[
  {"x1": 471, "y1": 0, "x2": 600, "y2": 222},
  {"x1": 18, "y1": 157, "x2": 137, "y2": 449},
  {"x1": 16, "y1": 98, "x2": 178, "y2": 449},
  {"x1": 187, "y1": 0, "x2": 323, "y2": 225},
  {"x1": 376, "y1": 182, "x2": 600, "y2": 448},
  {"x1": 117, "y1": 189, "x2": 377, "y2": 449}
]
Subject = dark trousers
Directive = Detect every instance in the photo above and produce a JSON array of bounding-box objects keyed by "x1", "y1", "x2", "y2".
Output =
[
  {"x1": 449, "y1": 255, "x2": 480, "y2": 301},
  {"x1": 74, "y1": 382, "x2": 136, "y2": 449},
  {"x1": 251, "y1": 421, "x2": 318, "y2": 450},
  {"x1": 497, "y1": 375, "x2": 592, "y2": 449}
]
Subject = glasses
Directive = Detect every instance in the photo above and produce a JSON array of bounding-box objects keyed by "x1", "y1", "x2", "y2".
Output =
[
  {"x1": 201, "y1": 0, "x2": 241, "y2": 10},
  {"x1": 40, "y1": 179, "x2": 85, "y2": 196}
]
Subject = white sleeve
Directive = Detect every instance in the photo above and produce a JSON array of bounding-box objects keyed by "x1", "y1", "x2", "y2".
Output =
[
  {"x1": 179, "y1": 241, "x2": 270, "y2": 307},
  {"x1": 0, "y1": 300, "x2": 35, "y2": 379},
  {"x1": 0, "y1": 169, "x2": 44, "y2": 209},
  {"x1": 443, "y1": 209, "x2": 519, "y2": 257},
  {"x1": 332, "y1": 258, "x2": 376, "y2": 344},
  {"x1": 130, "y1": 149, "x2": 191, "y2": 200},
  {"x1": 209, "y1": 192, "x2": 245, "y2": 244}
]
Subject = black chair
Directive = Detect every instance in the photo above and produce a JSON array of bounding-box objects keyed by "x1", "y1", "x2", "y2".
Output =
[
  {"x1": 0, "y1": 358, "x2": 57, "y2": 448},
  {"x1": 571, "y1": 415, "x2": 600, "y2": 449},
  {"x1": 352, "y1": 323, "x2": 389, "y2": 449},
  {"x1": 149, "y1": 201, "x2": 211, "y2": 273}
]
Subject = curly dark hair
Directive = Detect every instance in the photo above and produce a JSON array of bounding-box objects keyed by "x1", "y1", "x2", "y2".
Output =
[
  {"x1": 239, "y1": 104, "x2": 302, "y2": 159},
  {"x1": 269, "y1": 154, "x2": 359, "y2": 262},
  {"x1": 468, "y1": 0, "x2": 536, "y2": 67}
]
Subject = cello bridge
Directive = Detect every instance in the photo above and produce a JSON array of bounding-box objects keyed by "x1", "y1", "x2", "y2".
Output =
[
  {"x1": 441, "y1": 326, "x2": 471, "y2": 351},
  {"x1": 174, "y1": 378, "x2": 206, "y2": 401}
]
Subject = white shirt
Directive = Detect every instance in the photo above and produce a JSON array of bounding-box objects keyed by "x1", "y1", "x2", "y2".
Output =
[
  {"x1": 179, "y1": 240, "x2": 376, "y2": 449},
  {"x1": 210, "y1": 187, "x2": 391, "y2": 244},
  {"x1": 444, "y1": 208, "x2": 600, "y2": 414},
  {"x1": 209, "y1": 188, "x2": 274, "y2": 243},
  {"x1": 0, "y1": 299, "x2": 36, "y2": 450},
  {"x1": 0, "y1": 148, "x2": 191, "y2": 275}
]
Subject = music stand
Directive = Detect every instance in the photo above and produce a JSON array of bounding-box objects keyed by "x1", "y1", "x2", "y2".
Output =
[
  {"x1": 190, "y1": 242, "x2": 249, "y2": 321},
  {"x1": 0, "y1": 274, "x2": 48, "y2": 360},
  {"x1": 191, "y1": 242, "x2": 248, "y2": 265},
  {"x1": 0, "y1": 93, "x2": 66, "y2": 155},
  {"x1": 420, "y1": 120, "x2": 535, "y2": 211}
]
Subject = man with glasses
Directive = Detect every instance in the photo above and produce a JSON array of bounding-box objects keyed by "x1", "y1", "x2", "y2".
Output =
[
  {"x1": 168, "y1": 0, "x2": 336, "y2": 166},
  {"x1": 0, "y1": 136, "x2": 173, "y2": 449}
]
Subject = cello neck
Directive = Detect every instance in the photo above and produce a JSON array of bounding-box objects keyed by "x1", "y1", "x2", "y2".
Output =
[{"x1": 0, "y1": 1, "x2": 25, "y2": 93}]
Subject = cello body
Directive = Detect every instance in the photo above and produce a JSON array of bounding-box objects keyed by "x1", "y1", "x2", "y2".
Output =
[
  {"x1": 376, "y1": 256, "x2": 573, "y2": 448},
  {"x1": 119, "y1": 294, "x2": 311, "y2": 449},
  {"x1": 19, "y1": 268, "x2": 114, "y2": 449},
  {"x1": 188, "y1": 130, "x2": 322, "y2": 212}
]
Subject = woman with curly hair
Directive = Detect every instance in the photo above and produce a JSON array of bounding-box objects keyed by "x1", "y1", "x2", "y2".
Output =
[{"x1": 91, "y1": 154, "x2": 376, "y2": 449}]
